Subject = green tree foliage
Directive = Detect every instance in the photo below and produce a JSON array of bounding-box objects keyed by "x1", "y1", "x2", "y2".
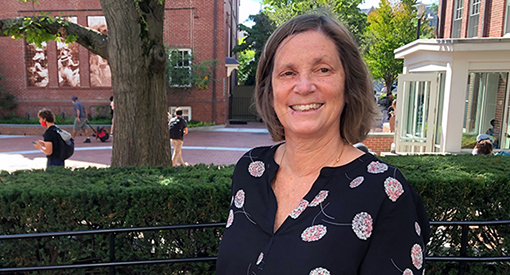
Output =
[
  {"x1": 233, "y1": 13, "x2": 275, "y2": 86},
  {"x1": 362, "y1": 0, "x2": 434, "y2": 92},
  {"x1": 165, "y1": 48, "x2": 218, "y2": 92},
  {"x1": 236, "y1": 43, "x2": 255, "y2": 85},
  {"x1": 262, "y1": 0, "x2": 367, "y2": 43}
]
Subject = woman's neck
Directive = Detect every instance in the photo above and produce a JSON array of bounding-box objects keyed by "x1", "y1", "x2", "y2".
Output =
[{"x1": 281, "y1": 135, "x2": 346, "y2": 178}]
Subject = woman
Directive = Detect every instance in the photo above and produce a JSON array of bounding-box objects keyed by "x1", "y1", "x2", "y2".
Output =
[
  {"x1": 472, "y1": 134, "x2": 494, "y2": 155},
  {"x1": 216, "y1": 14, "x2": 429, "y2": 274},
  {"x1": 33, "y1": 109, "x2": 64, "y2": 167}
]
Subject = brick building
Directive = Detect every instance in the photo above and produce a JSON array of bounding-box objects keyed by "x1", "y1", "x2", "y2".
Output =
[
  {"x1": 0, "y1": 0, "x2": 239, "y2": 124},
  {"x1": 393, "y1": 0, "x2": 510, "y2": 154}
]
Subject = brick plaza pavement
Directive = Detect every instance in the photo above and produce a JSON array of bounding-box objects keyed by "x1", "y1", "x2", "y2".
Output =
[{"x1": 0, "y1": 122, "x2": 278, "y2": 172}]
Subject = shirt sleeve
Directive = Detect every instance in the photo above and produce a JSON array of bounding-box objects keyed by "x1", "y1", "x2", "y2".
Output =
[{"x1": 359, "y1": 170, "x2": 429, "y2": 274}]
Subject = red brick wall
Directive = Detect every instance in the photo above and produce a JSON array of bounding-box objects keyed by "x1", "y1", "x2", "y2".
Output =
[
  {"x1": 440, "y1": 0, "x2": 508, "y2": 38},
  {"x1": 0, "y1": 124, "x2": 111, "y2": 136},
  {"x1": 0, "y1": 0, "x2": 237, "y2": 124},
  {"x1": 363, "y1": 133, "x2": 395, "y2": 155}
]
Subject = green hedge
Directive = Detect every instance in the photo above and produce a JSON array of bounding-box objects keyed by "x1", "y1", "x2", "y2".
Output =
[
  {"x1": 385, "y1": 155, "x2": 510, "y2": 274},
  {"x1": 0, "y1": 164, "x2": 233, "y2": 274},
  {"x1": 1, "y1": 155, "x2": 510, "y2": 274}
]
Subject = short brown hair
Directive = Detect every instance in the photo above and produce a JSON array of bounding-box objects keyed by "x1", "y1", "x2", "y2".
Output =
[
  {"x1": 255, "y1": 13, "x2": 376, "y2": 143},
  {"x1": 476, "y1": 139, "x2": 494, "y2": 155},
  {"x1": 38, "y1": 109, "x2": 55, "y2": 123}
]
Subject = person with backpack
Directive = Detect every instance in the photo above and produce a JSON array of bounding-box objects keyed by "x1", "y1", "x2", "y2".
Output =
[
  {"x1": 33, "y1": 109, "x2": 74, "y2": 168},
  {"x1": 168, "y1": 108, "x2": 188, "y2": 166}
]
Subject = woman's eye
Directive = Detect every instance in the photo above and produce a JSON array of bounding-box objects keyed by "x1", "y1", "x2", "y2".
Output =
[
  {"x1": 319, "y1": 68, "x2": 330, "y2": 73},
  {"x1": 282, "y1": 71, "x2": 294, "y2": 76}
]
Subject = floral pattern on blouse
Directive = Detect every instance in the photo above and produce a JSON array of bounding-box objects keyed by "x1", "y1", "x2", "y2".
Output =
[
  {"x1": 290, "y1": 199, "x2": 309, "y2": 219},
  {"x1": 216, "y1": 146, "x2": 430, "y2": 275},
  {"x1": 352, "y1": 212, "x2": 373, "y2": 240},
  {"x1": 367, "y1": 161, "x2": 388, "y2": 174},
  {"x1": 384, "y1": 177, "x2": 404, "y2": 202},
  {"x1": 248, "y1": 160, "x2": 265, "y2": 177},
  {"x1": 309, "y1": 267, "x2": 331, "y2": 275},
  {"x1": 234, "y1": 189, "x2": 246, "y2": 208},
  {"x1": 256, "y1": 252, "x2": 264, "y2": 265},
  {"x1": 226, "y1": 209, "x2": 234, "y2": 228},
  {"x1": 309, "y1": 190, "x2": 329, "y2": 207},
  {"x1": 415, "y1": 222, "x2": 421, "y2": 236},
  {"x1": 411, "y1": 243, "x2": 424, "y2": 269},
  {"x1": 301, "y1": 224, "x2": 328, "y2": 242},
  {"x1": 349, "y1": 176, "x2": 364, "y2": 188}
]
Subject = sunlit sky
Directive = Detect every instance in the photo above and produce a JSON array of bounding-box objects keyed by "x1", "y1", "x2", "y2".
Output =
[{"x1": 240, "y1": 0, "x2": 438, "y2": 25}]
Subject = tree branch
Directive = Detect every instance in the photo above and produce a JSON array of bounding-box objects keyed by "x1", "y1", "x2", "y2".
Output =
[{"x1": 0, "y1": 16, "x2": 109, "y2": 60}]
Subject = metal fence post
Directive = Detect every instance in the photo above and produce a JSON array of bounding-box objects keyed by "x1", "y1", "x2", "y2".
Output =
[
  {"x1": 109, "y1": 232, "x2": 116, "y2": 275},
  {"x1": 458, "y1": 224, "x2": 469, "y2": 275}
]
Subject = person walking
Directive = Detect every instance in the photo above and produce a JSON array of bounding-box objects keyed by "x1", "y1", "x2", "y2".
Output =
[
  {"x1": 109, "y1": 96, "x2": 114, "y2": 136},
  {"x1": 169, "y1": 108, "x2": 188, "y2": 166},
  {"x1": 71, "y1": 96, "x2": 91, "y2": 143},
  {"x1": 33, "y1": 109, "x2": 65, "y2": 168}
]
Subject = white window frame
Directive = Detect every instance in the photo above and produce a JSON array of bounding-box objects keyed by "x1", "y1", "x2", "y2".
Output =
[
  {"x1": 168, "y1": 48, "x2": 192, "y2": 87},
  {"x1": 505, "y1": 0, "x2": 510, "y2": 36},
  {"x1": 169, "y1": 106, "x2": 192, "y2": 122},
  {"x1": 467, "y1": 0, "x2": 481, "y2": 38},
  {"x1": 452, "y1": 0, "x2": 464, "y2": 38}
]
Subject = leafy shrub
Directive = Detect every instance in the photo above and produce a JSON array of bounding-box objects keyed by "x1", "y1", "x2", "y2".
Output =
[
  {"x1": 384, "y1": 155, "x2": 510, "y2": 274},
  {"x1": 1, "y1": 155, "x2": 510, "y2": 274},
  {"x1": 0, "y1": 165, "x2": 233, "y2": 274}
]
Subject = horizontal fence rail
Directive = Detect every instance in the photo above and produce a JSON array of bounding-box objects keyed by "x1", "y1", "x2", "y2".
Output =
[
  {"x1": 0, "y1": 220, "x2": 509, "y2": 274},
  {"x1": 0, "y1": 222, "x2": 226, "y2": 275},
  {"x1": 427, "y1": 220, "x2": 510, "y2": 275}
]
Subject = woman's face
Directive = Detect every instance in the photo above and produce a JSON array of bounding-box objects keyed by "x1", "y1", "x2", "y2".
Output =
[{"x1": 271, "y1": 30, "x2": 346, "y2": 139}]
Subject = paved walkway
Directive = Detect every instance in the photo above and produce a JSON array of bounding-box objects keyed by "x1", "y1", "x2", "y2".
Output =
[{"x1": 0, "y1": 122, "x2": 278, "y2": 172}]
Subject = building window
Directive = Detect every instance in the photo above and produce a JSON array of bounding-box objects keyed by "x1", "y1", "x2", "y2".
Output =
[
  {"x1": 463, "y1": 72, "x2": 510, "y2": 149},
  {"x1": 467, "y1": 0, "x2": 481, "y2": 38},
  {"x1": 168, "y1": 49, "x2": 192, "y2": 87},
  {"x1": 505, "y1": 0, "x2": 510, "y2": 36},
  {"x1": 452, "y1": 0, "x2": 463, "y2": 38}
]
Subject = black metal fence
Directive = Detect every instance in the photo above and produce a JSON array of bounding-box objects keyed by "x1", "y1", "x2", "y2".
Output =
[{"x1": 0, "y1": 220, "x2": 509, "y2": 275}]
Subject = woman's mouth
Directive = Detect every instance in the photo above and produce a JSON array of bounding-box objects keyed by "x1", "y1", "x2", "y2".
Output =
[{"x1": 290, "y1": 103, "x2": 323, "y2": 111}]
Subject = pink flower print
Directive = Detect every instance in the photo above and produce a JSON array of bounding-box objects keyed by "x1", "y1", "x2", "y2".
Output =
[
  {"x1": 403, "y1": 268, "x2": 414, "y2": 275},
  {"x1": 248, "y1": 161, "x2": 265, "y2": 177},
  {"x1": 352, "y1": 212, "x2": 373, "y2": 240},
  {"x1": 256, "y1": 252, "x2": 264, "y2": 265},
  {"x1": 290, "y1": 199, "x2": 309, "y2": 219},
  {"x1": 226, "y1": 209, "x2": 234, "y2": 228},
  {"x1": 415, "y1": 222, "x2": 421, "y2": 236},
  {"x1": 367, "y1": 161, "x2": 388, "y2": 174},
  {"x1": 309, "y1": 190, "x2": 329, "y2": 207},
  {"x1": 234, "y1": 189, "x2": 245, "y2": 208},
  {"x1": 411, "y1": 243, "x2": 423, "y2": 269},
  {"x1": 309, "y1": 267, "x2": 331, "y2": 275},
  {"x1": 301, "y1": 224, "x2": 327, "y2": 242},
  {"x1": 384, "y1": 177, "x2": 404, "y2": 202},
  {"x1": 349, "y1": 176, "x2": 364, "y2": 188}
]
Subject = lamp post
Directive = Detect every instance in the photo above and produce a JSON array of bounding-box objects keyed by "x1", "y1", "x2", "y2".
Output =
[{"x1": 413, "y1": 3, "x2": 427, "y2": 39}]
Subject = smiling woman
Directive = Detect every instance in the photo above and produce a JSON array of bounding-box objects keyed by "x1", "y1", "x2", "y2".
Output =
[{"x1": 216, "y1": 13, "x2": 430, "y2": 275}]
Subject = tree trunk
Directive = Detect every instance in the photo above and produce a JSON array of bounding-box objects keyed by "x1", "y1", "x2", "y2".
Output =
[{"x1": 101, "y1": 0, "x2": 171, "y2": 166}]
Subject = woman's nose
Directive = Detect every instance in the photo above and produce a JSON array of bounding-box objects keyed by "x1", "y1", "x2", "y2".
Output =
[{"x1": 294, "y1": 74, "x2": 315, "y2": 94}]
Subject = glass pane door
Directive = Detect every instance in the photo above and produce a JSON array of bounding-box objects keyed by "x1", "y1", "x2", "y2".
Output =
[{"x1": 395, "y1": 74, "x2": 438, "y2": 153}]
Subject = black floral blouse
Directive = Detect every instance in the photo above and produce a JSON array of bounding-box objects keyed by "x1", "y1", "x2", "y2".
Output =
[{"x1": 216, "y1": 144, "x2": 430, "y2": 275}]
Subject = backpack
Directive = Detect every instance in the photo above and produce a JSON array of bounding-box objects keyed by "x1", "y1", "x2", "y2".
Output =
[
  {"x1": 169, "y1": 117, "x2": 184, "y2": 139},
  {"x1": 52, "y1": 126, "x2": 75, "y2": 161}
]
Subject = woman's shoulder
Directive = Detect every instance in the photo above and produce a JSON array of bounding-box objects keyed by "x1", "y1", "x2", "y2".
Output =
[{"x1": 233, "y1": 144, "x2": 282, "y2": 177}]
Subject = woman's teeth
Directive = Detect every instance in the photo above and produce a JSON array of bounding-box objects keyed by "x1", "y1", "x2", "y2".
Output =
[{"x1": 291, "y1": 103, "x2": 322, "y2": 111}]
